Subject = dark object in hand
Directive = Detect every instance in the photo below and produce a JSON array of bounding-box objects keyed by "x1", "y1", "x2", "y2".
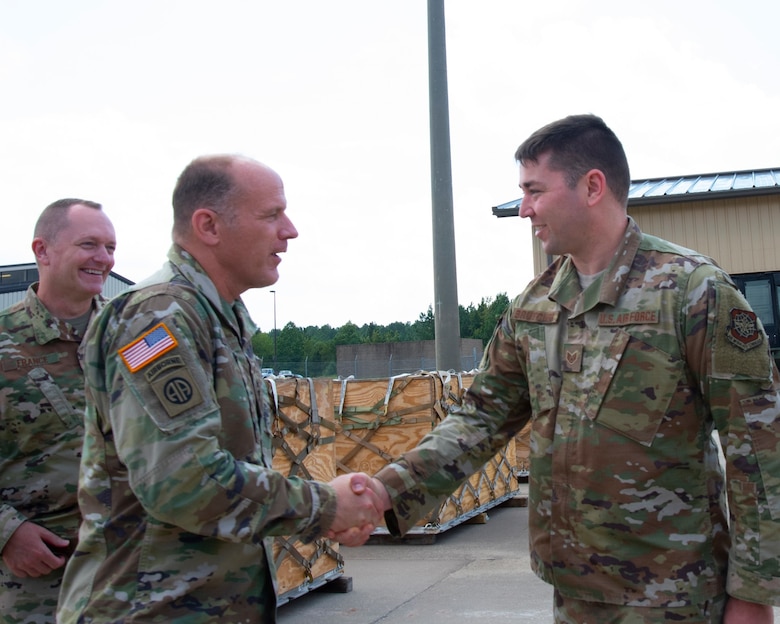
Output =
[{"x1": 48, "y1": 541, "x2": 76, "y2": 558}]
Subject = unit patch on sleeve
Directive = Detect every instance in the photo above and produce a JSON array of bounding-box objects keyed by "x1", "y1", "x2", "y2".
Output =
[
  {"x1": 119, "y1": 323, "x2": 178, "y2": 372},
  {"x1": 727, "y1": 308, "x2": 763, "y2": 351},
  {"x1": 144, "y1": 355, "x2": 203, "y2": 418}
]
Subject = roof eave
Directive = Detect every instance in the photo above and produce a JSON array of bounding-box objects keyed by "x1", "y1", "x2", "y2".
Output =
[
  {"x1": 492, "y1": 184, "x2": 780, "y2": 217},
  {"x1": 627, "y1": 186, "x2": 780, "y2": 207}
]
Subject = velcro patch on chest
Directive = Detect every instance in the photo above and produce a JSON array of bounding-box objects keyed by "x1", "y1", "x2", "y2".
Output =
[
  {"x1": 513, "y1": 309, "x2": 559, "y2": 323},
  {"x1": 562, "y1": 344, "x2": 583, "y2": 372},
  {"x1": 119, "y1": 323, "x2": 178, "y2": 372},
  {"x1": 1, "y1": 352, "x2": 61, "y2": 372},
  {"x1": 598, "y1": 309, "x2": 660, "y2": 326}
]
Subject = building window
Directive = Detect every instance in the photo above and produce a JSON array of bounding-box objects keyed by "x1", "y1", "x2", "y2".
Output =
[
  {"x1": 744, "y1": 279, "x2": 775, "y2": 327},
  {"x1": 733, "y1": 271, "x2": 780, "y2": 356},
  {"x1": 1, "y1": 270, "x2": 28, "y2": 286},
  {"x1": 0, "y1": 268, "x2": 38, "y2": 293}
]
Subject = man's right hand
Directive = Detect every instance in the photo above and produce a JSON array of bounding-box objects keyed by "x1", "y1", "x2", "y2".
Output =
[
  {"x1": 325, "y1": 474, "x2": 393, "y2": 546},
  {"x1": 1, "y1": 521, "x2": 70, "y2": 577},
  {"x1": 325, "y1": 473, "x2": 387, "y2": 546}
]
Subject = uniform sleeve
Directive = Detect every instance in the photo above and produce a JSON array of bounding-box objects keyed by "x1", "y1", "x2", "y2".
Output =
[
  {"x1": 377, "y1": 308, "x2": 532, "y2": 536},
  {"x1": 686, "y1": 267, "x2": 780, "y2": 604},
  {"x1": 0, "y1": 506, "x2": 27, "y2": 552},
  {"x1": 0, "y1": 364, "x2": 29, "y2": 548},
  {"x1": 95, "y1": 296, "x2": 337, "y2": 543}
]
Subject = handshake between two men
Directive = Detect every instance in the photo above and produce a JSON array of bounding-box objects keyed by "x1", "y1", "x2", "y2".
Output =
[{"x1": 325, "y1": 474, "x2": 393, "y2": 547}]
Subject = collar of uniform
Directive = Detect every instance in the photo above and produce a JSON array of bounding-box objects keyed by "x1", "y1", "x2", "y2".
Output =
[
  {"x1": 548, "y1": 216, "x2": 642, "y2": 313},
  {"x1": 25, "y1": 283, "x2": 88, "y2": 345},
  {"x1": 599, "y1": 216, "x2": 642, "y2": 306},
  {"x1": 232, "y1": 299, "x2": 258, "y2": 340},
  {"x1": 167, "y1": 244, "x2": 254, "y2": 339}
]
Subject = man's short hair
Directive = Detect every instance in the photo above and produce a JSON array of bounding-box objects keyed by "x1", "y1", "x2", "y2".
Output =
[
  {"x1": 171, "y1": 156, "x2": 240, "y2": 237},
  {"x1": 34, "y1": 198, "x2": 103, "y2": 243},
  {"x1": 515, "y1": 114, "x2": 631, "y2": 205}
]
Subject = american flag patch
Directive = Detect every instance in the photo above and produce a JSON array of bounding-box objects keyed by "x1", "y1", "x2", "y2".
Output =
[{"x1": 119, "y1": 323, "x2": 178, "y2": 372}]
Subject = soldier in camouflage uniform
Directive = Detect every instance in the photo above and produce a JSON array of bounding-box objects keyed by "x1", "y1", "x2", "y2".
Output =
[
  {"x1": 57, "y1": 155, "x2": 384, "y2": 623},
  {"x1": 364, "y1": 115, "x2": 780, "y2": 622},
  {"x1": 0, "y1": 199, "x2": 116, "y2": 623}
]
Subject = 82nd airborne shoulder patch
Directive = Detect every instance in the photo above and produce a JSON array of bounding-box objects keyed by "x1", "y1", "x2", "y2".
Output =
[{"x1": 727, "y1": 308, "x2": 762, "y2": 351}]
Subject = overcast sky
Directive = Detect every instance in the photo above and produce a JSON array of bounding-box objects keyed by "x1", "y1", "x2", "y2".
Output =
[{"x1": 2, "y1": 0, "x2": 778, "y2": 332}]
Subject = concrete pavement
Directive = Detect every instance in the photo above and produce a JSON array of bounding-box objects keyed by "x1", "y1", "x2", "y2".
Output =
[
  {"x1": 278, "y1": 483, "x2": 780, "y2": 623},
  {"x1": 277, "y1": 485, "x2": 555, "y2": 623}
]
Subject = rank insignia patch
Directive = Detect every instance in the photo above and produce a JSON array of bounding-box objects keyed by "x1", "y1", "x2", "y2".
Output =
[
  {"x1": 727, "y1": 308, "x2": 762, "y2": 351},
  {"x1": 562, "y1": 343, "x2": 583, "y2": 373},
  {"x1": 119, "y1": 323, "x2": 178, "y2": 372}
]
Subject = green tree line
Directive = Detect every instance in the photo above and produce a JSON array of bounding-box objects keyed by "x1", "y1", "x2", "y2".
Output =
[{"x1": 251, "y1": 293, "x2": 511, "y2": 376}]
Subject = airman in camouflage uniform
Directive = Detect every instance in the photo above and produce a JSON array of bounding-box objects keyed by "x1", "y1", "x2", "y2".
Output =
[
  {"x1": 0, "y1": 199, "x2": 115, "y2": 623},
  {"x1": 370, "y1": 115, "x2": 780, "y2": 622},
  {"x1": 57, "y1": 155, "x2": 383, "y2": 623}
]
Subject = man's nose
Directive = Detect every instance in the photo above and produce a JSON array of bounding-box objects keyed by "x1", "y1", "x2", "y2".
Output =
[{"x1": 518, "y1": 195, "x2": 533, "y2": 218}]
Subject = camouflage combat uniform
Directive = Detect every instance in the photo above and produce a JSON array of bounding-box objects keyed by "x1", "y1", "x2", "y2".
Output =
[
  {"x1": 57, "y1": 245, "x2": 337, "y2": 624},
  {"x1": 0, "y1": 285, "x2": 102, "y2": 623},
  {"x1": 376, "y1": 218, "x2": 780, "y2": 615}
]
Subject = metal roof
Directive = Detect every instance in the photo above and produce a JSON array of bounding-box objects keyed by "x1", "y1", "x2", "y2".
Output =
[{"x1": 492, "y1": 167, "x2": 780, "y2": 217}]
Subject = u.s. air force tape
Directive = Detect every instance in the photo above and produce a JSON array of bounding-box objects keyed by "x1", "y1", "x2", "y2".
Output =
[{"x1": 144, "y1": 354, "x2": 203, "y2": 417}]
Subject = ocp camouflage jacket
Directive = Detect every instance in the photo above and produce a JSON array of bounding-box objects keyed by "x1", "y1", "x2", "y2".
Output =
[
  {"x1": 377, "y1": 217, "x2": 780, "y2": 608},
  {"x1": 58, "y1": 246, "x2": 337, "y2": 623}
]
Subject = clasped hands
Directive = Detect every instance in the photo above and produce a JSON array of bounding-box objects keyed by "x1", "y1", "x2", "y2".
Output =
[{"x1": 325, "y1": 473, "x2": 391, "y2": 547}]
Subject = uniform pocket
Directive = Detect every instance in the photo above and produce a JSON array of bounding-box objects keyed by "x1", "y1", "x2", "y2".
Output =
[
  {"x1": 522, "y1": 325, "x2": 557, "y2": 414},
  {"x1": 740, "y1": 392, "x2": 780, "y2": 522},
  {"x1": 594, "y1": 331, "x2": 683, "y2": 446},
  {"x1": 728, "y1": 478, "x2": 760, "y2": 566},
  {"x1": 27, "y1": 366, "x2": 82, "y2": 429}
]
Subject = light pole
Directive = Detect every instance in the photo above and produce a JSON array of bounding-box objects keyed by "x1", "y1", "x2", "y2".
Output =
[
  {"x1": 270, "y1": 290, "x2": 277, "y2": 371},
  {"x1": 428, "y1": 0, "x2": 461, "y2": 370}
]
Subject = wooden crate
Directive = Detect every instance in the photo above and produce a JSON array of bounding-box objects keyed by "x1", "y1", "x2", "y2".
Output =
[
  {"x1": 334, "y1": 373, "x2": 441, "y2": 477},
  {"x1": 515, "y1": 421, "x2": 532, "y2": 477},
  {"x1": 268, "y1": 377, "x2": 344, "y2": 603},
  {"x1": 334, "y1": 371, "x2": 520, "y2": 535}
]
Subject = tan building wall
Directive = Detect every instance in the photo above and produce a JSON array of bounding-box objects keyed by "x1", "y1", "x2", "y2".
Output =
[{"x1": 531, "y1": 193, "x2": 780, "y2": 275}]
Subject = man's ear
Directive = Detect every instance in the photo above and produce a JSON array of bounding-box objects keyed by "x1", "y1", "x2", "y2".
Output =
[
  {"x1": 191, "y1": 208, "x2": 221, "y2": 246},
  {"x1": 584, "y1": 169, "x2": 608, "y2": 206},
  {"x1": 31, "y1": 238, "x2": 49, "y2": 265}
]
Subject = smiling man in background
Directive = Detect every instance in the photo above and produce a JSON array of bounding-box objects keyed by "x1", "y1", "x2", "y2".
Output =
[{"x1": 0, "y1": 199, "x2": 116, "y2": 623}]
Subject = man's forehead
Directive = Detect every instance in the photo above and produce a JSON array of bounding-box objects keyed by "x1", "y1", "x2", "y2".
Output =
[
  {"x1": 57, "y1": 206, "x2": 115, "y2": 240},
  {"x1": 518, "y1": 160, "x2": 542, "y2": 186},
  {"x1": 519, "y1": 153, "x2": 560, "y2": 185}
]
